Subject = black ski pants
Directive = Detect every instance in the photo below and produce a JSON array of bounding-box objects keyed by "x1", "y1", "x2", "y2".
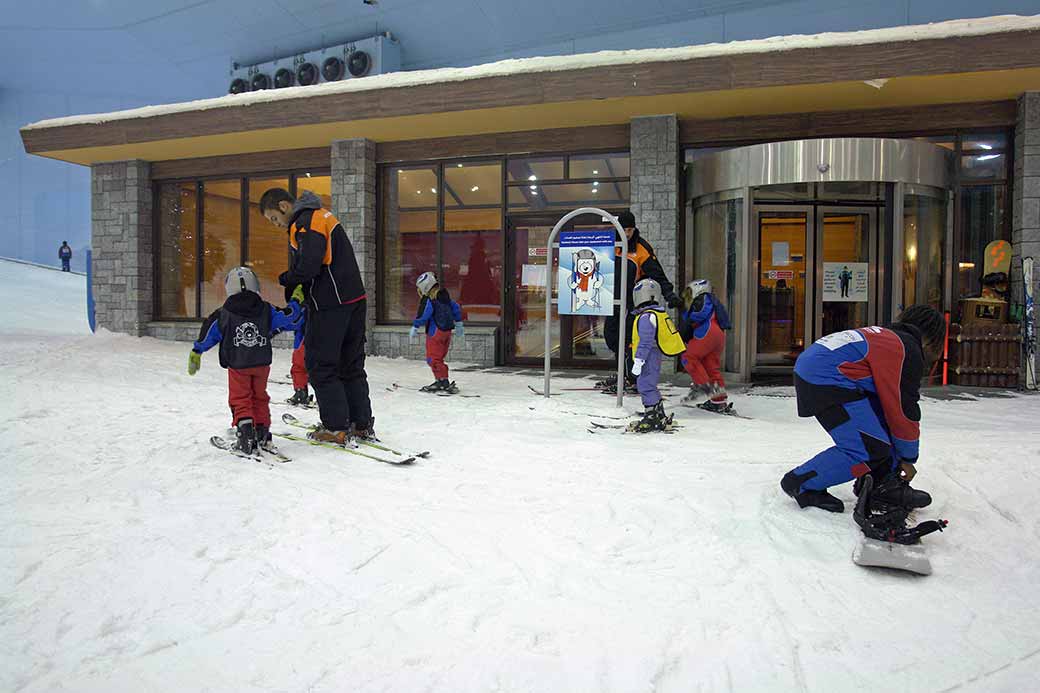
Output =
[
  {"x1": 304, "y1": 300, "x2": 372, "y2": 431},
  {"x1": 603, "y1": 312, "x2": 635, "y2": 382}
]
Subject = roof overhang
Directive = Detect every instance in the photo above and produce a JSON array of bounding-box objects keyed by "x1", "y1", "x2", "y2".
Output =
[{"x1": 21, "y1": 16, "x2": 1040, "y2": 166}]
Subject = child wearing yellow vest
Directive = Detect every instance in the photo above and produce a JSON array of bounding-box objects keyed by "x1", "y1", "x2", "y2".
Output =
[{"x1": 628, "y1": 278, "x2": 686, "y2": 432}]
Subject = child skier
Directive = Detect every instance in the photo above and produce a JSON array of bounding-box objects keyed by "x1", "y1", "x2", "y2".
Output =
[
  {"x1": 188, "y1": 267, "x2": 302, "y2": 454},
  {"x1": 628, "y1": 278, "x2": 686, "y2": 432},
  {"x1": 679, "y1": 279, "x2": 732, "y2": 413},
  {"x1": 286, "y1": 310, "x2": 311, "y2": 406},
  {"x1": 409, "y1": 271, "x2": 464, "y2": 393},
  {"x1": 780, "y1": 305, "x2": 946, "y2": 513}
]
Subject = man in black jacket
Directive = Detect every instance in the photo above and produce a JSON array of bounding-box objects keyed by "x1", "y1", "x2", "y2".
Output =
[
  {"x1": 260, "y1": 188, "x2": 374, "y2": 444},
  {"x1": 600, "y1": 210, "x2": 681, "y2": 392}
]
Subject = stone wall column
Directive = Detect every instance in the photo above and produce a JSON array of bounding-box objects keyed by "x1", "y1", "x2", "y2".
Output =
[
  {"x1": 1013, "y1": 92, "x2": 1040, "y2": 382},
  {"x1": 90, "y1": 160, "x2": 153, "y2": 335},
  {"x1": 629, "y1": 115, "x2": 680, "y2": 289},
  {"x1": 330, "y1": 139, "x2": 377, "y2": 330}
]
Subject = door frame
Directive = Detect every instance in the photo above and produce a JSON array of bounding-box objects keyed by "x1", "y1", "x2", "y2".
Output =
[
  {"x1": 503, "y1": 212, "x2": 621, "y2": 367},
  {"x1": 750, "y1": 204, "x2": 815, "y2": 373},
  {"x1": 813, "y1": 205, "x2": 879, "y2": 341}
]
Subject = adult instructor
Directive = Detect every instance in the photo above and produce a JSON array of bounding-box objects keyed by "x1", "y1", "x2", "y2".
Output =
[{"x1": 259, "y1": 188, "x2": 374, "y2": 444}]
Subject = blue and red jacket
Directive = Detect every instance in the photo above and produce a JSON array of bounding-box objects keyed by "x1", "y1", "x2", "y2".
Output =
[
  {"x1": 794, "y1": 324, "x2": 926, "y2": 461},
  {"x1": 413, "y1": 288, "x2": 463, "y2": 337},
  {"x1": 679, "y1": 293, "x2": 732, "y2": 341}
]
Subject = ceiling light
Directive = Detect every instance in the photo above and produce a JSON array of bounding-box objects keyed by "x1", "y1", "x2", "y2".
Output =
[
  {"x1": 305, "y1": 172, "x2": 311, "y2": 177},
  {"x1": 593, "y1": 170, "x2": 599, "y2": 174},
  {"x1": 471, "y1": 186, "x2": 479, "y2": 192},
  {"x1": 593, "y1": 181, "x2": 599, "y2": 186},
  {"x1": 532, "y1": 191, "x2": 539, "y2": 196},
  {"x1": 591, "y1": 188, "x2": 598, "y2": 193},
  {"x1": 528, "y1": 175, "x2": 537, "y2": 181},
  {"x1": 431, "y1": 188, "x2": 437, "y2": 193},
  {"x1": 977, "y1": 154, "x2": 1000, "y2": 161},
  {"x1": 978, "y1": 143, "x2": 993, "y2": 150},
  {"x1": 416, "y1": 190, "x2": 422, "y2": 194},
  {"x1": 529, "y1": 185, "x2": 537, "y2": 190},
  {"x1": 457, "y1": 164, "x2": 463, "y2": 168},
  {"x1": 397, "y1": 169, "x2": 403, "y2": 174}
]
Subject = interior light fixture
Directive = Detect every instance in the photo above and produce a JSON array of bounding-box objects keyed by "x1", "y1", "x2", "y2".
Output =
[
  {"x1": 977, "y1": 154, "x2": 1000, "y2": 161},
  {"x1": 457, "y1": 163, "x2": 463, "y2": 168},
  {"x1": 978, "y1": 143, "x2": 993, "y2": 150},
  {"x1": 528, "y1": 175, "x2": 537, "y2": 181},
  {"x1": 593, "y1": 169, "x2": 599, "y2": 174},
  {"x1": 471, "y1": 186, "x2": 479, "y2": 192},
  {"x1": 959, "y1": 262, "x2": 976, "y2": 269},
  {"x1": 430, "y1": 188, "x2": 437, "y2": 193},
  {"x1": 416, "y1": 190, "x2": 422, "y2": 194},
  {"x1": 529, "y1": 185, "x2": 537, "y2": 190}
]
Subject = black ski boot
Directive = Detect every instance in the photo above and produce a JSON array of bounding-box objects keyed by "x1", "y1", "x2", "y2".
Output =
[
  {"x1": 352, "y1": 417, "x2": 378, "y2": 442},
  {"x1": 287, "y1": 388, "x2": 312, "y2": 406},
  {"x1": 236, "y1": 418, "x2": 257, "y2": 455},
  {"x1": 868, "y1": 473, "x2": 932, "y2": 509},
  {"x1": 682, "y1": 384, "x2": 712, "y2": 405},
  {"x1": 421, "y1": 379, "x2": 450, "y2": 393},
  {"x1": 781, "y1": 469, "x2": 845, "y2": 513},
  {"x1": 698, "y1": 399, "x2": 733, "y2": 415},
  {"x1": 255, "y1": 423, "x2": 278, "y2": 453},
  {"x1": 594, "y1": 375, "x2": 615, "y2": 389},
  {"x1": 627, "y1": 402, "x2": 673, "y2": 433},
  {"x1": 602, "y1": 379, "x2": 639, "y2": 396}
]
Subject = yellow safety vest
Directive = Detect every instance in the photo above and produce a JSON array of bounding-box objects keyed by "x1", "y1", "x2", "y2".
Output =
[{"x1": 631, "y1": 309, "x2": 686, "y2": 357}]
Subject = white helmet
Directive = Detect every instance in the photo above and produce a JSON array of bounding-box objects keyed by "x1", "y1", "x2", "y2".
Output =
[
  {"x1": 632, "y1": 278, "x2": 662, "y2": 308},
  {"x1": 684, "y1": 279, "x2": 712, "y2": 307},
  {"x1": 416, "y1": 271, "x2": 438, "y2": 296},
  {"x1": 225, "y1": 266, "x2": 260, "y2": 297}
]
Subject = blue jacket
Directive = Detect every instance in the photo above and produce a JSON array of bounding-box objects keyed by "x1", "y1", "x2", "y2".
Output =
[
  {"x1": 682, "y1": 294, "x2": 716, "y2": 340},
  {"x1": 194, "y1": 292, "x2": 302, "y2": 368},
  {"x1": 413, "y1": 289, "x2": 463, "y2": 337}
]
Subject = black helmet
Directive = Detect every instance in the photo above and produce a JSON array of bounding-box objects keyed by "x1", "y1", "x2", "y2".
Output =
[
  {"x1": 895, "y1": 305, "x2": 945, "y2": 352},
  {"x1": 616, "y1": 211, "x2": 636, "y2": 229}
]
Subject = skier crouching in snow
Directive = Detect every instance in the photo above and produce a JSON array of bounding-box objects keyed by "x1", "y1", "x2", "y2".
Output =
[
  {"x1": 188, "y1": 267, "x2": 303, "y2": 454},
  {"x1": 781, "y1": 305, "x2": 946, "y2": 513},
  {"x1": 679, "y1": 278, "x2": 732, "y2": 412},
  {"x1": 628, "y1": 278, "x2": 686, "y2": 432},
  {"x1": 410, "y1": 271, "x2": 463, "y2": 393}
]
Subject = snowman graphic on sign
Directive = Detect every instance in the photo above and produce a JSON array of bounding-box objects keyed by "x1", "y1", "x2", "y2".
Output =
[{"x1": 569, "y1": 248, "x2": 604, "y2": 312}]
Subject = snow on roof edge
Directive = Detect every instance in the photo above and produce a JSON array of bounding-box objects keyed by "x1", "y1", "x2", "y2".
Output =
[{"x1": 23, "y1": 14, "x2": 1040, "y2": 132}]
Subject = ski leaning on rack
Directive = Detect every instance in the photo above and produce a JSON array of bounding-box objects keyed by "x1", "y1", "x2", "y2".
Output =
[
  {"x1": 1024, "y1": 256, "x2": 1037, "y2": 391},
  {"x1": 280, "y1": 413, "x2": 429, "y2": 460},
  {"x1": 209, "y1": 436, "x2": 290, "y2": 467}
]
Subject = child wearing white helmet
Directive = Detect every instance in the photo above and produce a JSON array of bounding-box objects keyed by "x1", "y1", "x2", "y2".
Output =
[
  {"x1": 627, "y1": 278, "x2": 685, "y2": 432},
  {"x1": 410, "y1": 272, "x2": 464, "y2": 393},
  {"x1": 679, "y1": 279, "x2": 733, "y2": 413},
  {"x1": 188, "y1": 266, "x2": 303, "y2": 455}
]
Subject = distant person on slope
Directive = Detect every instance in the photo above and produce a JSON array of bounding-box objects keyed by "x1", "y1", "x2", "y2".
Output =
[
  {"x1": 410, "y1": 271, "x2": 464, "y2": 393},
  {"x1": 599, "y1": 210, "x2": 681, "y2": 395},
  {"x1": 780, "y1": 305, "x2": 946, "y2": 514},
  {"x1": 59, "y1": 241, "x2": 72, "y2": 272},
  {"x1": 188, "y1": 267, "x2": 302, "y2": 455},
  {"x1": 259, "y1": 188, "x2": 374, "y2": 445}
]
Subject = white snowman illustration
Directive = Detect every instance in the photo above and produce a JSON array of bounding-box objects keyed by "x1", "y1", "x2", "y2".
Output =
[{"x1": 569, "y1": 249, "x2": 603, "y2": 312}]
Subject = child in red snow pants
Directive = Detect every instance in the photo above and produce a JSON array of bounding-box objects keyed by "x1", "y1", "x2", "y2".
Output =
[
  {"x1": 426, "y1": 329, "x2": 452, "y2": 380},
  {"x1": 228, "y1": 365, "x2": 272, "y2": 427},
  {"x1": 290, "y1": 344, "x2": 308, "y2": 390},
  {"x1": 681, "y1": 319, "x2": 727, "y2": 401}
]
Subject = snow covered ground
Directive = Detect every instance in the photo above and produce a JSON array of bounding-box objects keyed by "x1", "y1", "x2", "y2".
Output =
[{"x1": 2, "y1": 259, "x2": 1040, "y2": 692}]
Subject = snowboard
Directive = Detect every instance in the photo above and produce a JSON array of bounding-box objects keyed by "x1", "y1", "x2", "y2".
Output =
[
  {"x1": 852, "y1": 536, "x2": 932, "y2": 575},
  {"x1": 1024, "y1": 256, "x2": 1036, "y2": 390}
]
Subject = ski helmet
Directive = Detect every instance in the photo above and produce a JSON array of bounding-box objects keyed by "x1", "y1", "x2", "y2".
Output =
[
  {"x1": 632, "y1": 278, "x2": 662, "y2": 308},
  {"x1": 416, "y1": 271, "x2": 438, "y2": 296},
  {"x1": 682, "y1": 279, "x2": 712, "y2": 308},
  {"x1": 224, "y1": 266, "x2": 260, "y2": 297},
  {"x1": 895, "y1": 304, "x2": 946, "y2": 352}
]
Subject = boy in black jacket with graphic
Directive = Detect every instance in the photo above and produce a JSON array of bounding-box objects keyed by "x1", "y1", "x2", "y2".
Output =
[{"x1": 188, "y1": 267, "x2": 302, "y2": 453}]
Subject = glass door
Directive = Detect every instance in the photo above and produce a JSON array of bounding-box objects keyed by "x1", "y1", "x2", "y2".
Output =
[
  {"x1": 815, "y1": 207, "x2": 877, "y2": 339},
  {"x1": 753, "y1": 207, "x2": 812, "y2": 368},
  {"x1": 504, "y1": 215, "x2": 618, "y2": 366}
]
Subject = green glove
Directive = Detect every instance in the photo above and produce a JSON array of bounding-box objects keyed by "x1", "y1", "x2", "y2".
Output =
[
  {"x1": 291, "y1": 284, "x2": 305, "y2": 304},
  {"x1": 188, "y1": 350, "x2": 201, "y2": 376}
]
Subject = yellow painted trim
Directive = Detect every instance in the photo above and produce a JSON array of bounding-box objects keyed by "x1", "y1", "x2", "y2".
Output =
[{"x1": 37, "y1": 67, "x2": 1040, "y2": 166}]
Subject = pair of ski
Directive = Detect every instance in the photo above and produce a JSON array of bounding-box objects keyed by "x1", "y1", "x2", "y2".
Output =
[
  {"x1": 680, "y1": 400, "x2": 752, "y2": 420},
  {"x1": 587, "y1": 418, "x2": 682, "y2": 435},
  {"x1": 276, "y1": 413, "x2": 426, "y2": 465},
  {"x1": 209, "y1": 436, "x2": 291, "y2": 467},
  {"x1": 388, "y1": 382, "x2": 480, "y2": 398}
]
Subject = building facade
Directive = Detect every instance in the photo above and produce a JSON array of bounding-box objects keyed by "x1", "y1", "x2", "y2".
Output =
[{"x1": 21, "y1": 17, "x2": 1040, "y2": 381}]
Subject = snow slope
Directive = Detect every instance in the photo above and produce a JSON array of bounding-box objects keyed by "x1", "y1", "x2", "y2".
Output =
[{"x1": 2, "y1": 263, "x2": 1040, "y2": 692}]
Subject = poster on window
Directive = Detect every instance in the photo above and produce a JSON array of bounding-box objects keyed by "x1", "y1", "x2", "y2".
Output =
[
  {"x1": 822, "y1": 262, "x2": 868, "y2": 302},
  {"x1": 557, "y1": 229, "x2": 615, "y2": 316}
]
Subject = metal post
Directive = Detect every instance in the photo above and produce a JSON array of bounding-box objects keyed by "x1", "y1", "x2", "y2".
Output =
[{"x1": 543, "y1": 207, "x2": 630, "y2": 407}]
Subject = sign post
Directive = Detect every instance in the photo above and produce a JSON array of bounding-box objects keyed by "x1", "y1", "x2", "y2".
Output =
[{"x1": 543, "y1": 207, "x2": 629, "y2": 407}]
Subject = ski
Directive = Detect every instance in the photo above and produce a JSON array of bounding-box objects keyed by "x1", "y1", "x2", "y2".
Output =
[
  {"x1": 685, "y1": 401, "x2": 752, "y2": 420},
  {"x1": 273, "y1": 432, "x2": 415, "y2": 465},
  {"x1": 389, "y1": 382, "x2": 480, "y2": 398},
  {"x1": 587, "y1": 419, "x2": 681, "y2": 434},
  {"x1": 210, "y1": 435, "x2": 277, "y2": 467},
  {"x1": 280, "y1": 413, "x2": 429, "y2": 459},
  {"x1": 1024, "y1": 257, "x2": 1036, "y2": 390}
]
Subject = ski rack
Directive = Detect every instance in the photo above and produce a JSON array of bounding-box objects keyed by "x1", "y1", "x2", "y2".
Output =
[{"x1": 541, "y1": 207, "x2": 630, "y2": 408}]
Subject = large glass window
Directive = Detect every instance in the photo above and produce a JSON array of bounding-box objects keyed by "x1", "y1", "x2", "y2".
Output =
[
  {"x1": 247, "y1": 177, "x2": 289, "y2": 303},
  {"x1": 381, "y1": 166, "x2": 438, "y2": 322},
  {"x1": 156, "y1": 170, "x2": 329, "y2": 319},
  {"x1": 691, "y1": 195, "x2": 743, "y2": 373},
  {"x1": 200, "y1": 180, "x2": 242, "y2": 316},
  {"x1": 443, "y1": 163, "x2": 502, "y2": 321},
  {"x1": 157, "y1": 182, "x2": 198, "y2": 318},
  {"x1": 903, "y1": 190, "x2": 947, "y2": 311}
]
